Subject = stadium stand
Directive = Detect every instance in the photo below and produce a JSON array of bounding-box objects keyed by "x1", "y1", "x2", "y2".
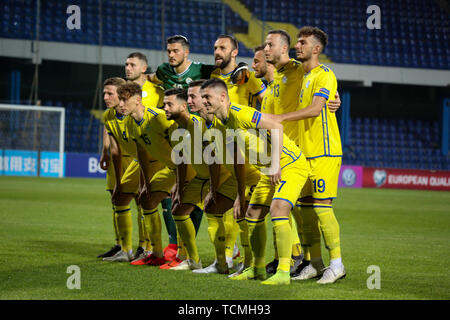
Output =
[
  {"x1": 344, "y1": 117, "x2": 450, "y2": 170},
  {"x1": 2, "y1": 0, "x2": 447, "y2": 69},
  {"x1": 241, "y1": 0, "x2": 449, "y2": 69}
]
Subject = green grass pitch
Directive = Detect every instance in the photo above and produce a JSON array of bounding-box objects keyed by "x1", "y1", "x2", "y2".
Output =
[{"x1": 0, "y1": 176, "x2": 449, "y2": 300}]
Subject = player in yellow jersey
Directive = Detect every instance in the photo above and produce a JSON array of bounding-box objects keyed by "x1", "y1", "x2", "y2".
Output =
[
  {"x1": 97, "y1": 77, "x2": 127, "y2": 259},
  {"x1": 252, "y1": 45, "x2": 305, "y2": 276},
  {"x1": 201, "y1": 78, "x2": 309, "y2": 285},
  {"x1": 264, "y1": 29, "x2": 343, "y2": 278},
  {"x1": 125, "y1": 52, "x2": 164, "y2": 108},
  {"x1": 185, "y1": 80, "x2": 261, "y2": 277},
  {"x1": 125, "y1": 52, "x2": 179, "y2": 261},
  {"x1": 162, "y1": 88, "x2": 247, "y2": 272},
  {"x1": 252, "y1": 45, "x2": 275, "y2": 114},
  {"x1": 211, "y1": 35, "x2": 267, "y2": 263},
  {"x1": 99, "y1": 77, "x2": 149, "y2": 262},
  {"x1": 210, "y1": 35, "x2": 266, "y2": 107},
  {"x1": 269, "y1": 27, "x2": 346, "y2": 284},
  {"x1": 117, "y1": 82, "x2": 196, "y2": 266}
]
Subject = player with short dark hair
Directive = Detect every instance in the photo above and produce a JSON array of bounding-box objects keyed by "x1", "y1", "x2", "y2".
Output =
[
  {"x1": 185, "y1": 80, "x2": 261, "y2": 277},
  {"x1": 148, "y1": 35, "x2": 216, "y2": 90},
  {"x1": 200, "y1": 78, "x2": 309, "y2": 285}
]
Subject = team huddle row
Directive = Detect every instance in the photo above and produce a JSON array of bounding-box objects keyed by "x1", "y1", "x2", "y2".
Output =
[{"x1": 97, "y1": 26, "x2": 346, "y2": 285}]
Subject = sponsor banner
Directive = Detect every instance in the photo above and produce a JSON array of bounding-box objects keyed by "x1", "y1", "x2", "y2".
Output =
[
  {"x1": 338, "y1": 165, "x2": 363, "y2": 188},
  {"x1": 65, "y1": 153, "x2": 106, "y2": 178},
  {"x1": 363, "y1": 167, "x2": 450, "y2": 191},
  {"x1": 0, "y1": 149, "x2": 65, "y2": 177}
]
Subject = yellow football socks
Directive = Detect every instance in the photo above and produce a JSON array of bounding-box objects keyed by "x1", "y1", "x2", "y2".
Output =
[
  {"x1": 298, "y1": 204, "x2": 322, "y2": 261},
  {"x1": 272, "y1": 217, "x2": 292, "y2": 272},
  {"x1": 143, "y1": 208, "x2": 163, "y2": 257},
  {"x1": 115, "y1": 205, "x2": 132, "y2": 252},
  {"x1": 224, "y1": 209, "x2": 240, "y2": 259},
  {"x1": 315, "y1": 205, "x2": 341, "y2": 260},
  {"x1": 136, "y1": 204, "x2": 146, "y2": 249},
  {"x1": 236, "y1": 218, "x2": 252, "y2": 267},
  {"x1": 112, "y1": 205, "x2": 121, "y2": 246},
  {"x1": 247, "y1": 217, "x2": 266, "y2": 269},
  {"x1": 290, "y1": 208, "x2": 303, "y2": 256},
  {"x1": 206, "y1": 213, "x2": 226, "y2": 266},
  {"x1": 174, "y1": 215, "x2": 199, "y2": 263}
]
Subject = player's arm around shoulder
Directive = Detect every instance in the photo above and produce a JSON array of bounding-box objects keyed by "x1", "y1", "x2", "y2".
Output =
[{"x1": 256, "y1": 113, "x2": 283, "y2": 185}]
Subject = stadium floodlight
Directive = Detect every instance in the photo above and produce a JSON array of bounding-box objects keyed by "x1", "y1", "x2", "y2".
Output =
[{"x1": 0, "y1": 104, "x2": 65, "y2": 178}]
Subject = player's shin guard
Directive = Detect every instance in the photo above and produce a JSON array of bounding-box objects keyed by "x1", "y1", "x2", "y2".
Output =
[
  {"x1": 190, "y1": 207, "x2": 203, "y2": 235},
  {"x1": 112, "y1": 205, "x2": 121, "y2": 246},
  {"x1": 115, "y1": 206, "x2": 132, "y2": 252},
  {"x1": 289, "y1": 206, "x2": 303, "y2": 256},
  {"x1": 143, "y1": 208, "x2": 163, "y2": 256},
  {"x1": 315, "y1": 205, "x2": 341, "y2": 261},
  {"x1": 247, "y1": 217, "x2": 266, "y2": 269},
  {"x1": 272, "y1": 217, "x2": 292, "y2": 272},
  {"x1": 135, "y1": 203, "x2": 146, "y2": 249},
  {"x1": 224, "y1": 209, "x2": 240, "y2": 259},
  {"x1": 177, "y1": 229, "x2": 187, "y2": 260},
  {"x1": 161, "y1": 197, "x2": 177, "y2": 245},
  {"x1": 206, "y1": 213, "x2": 226, "y2": 266},
  {"x1": 298, "y1": 204, "x2": 322, "y2": 261},
  {"x1": 289, "y1": 208, "x2": 302, "y2": 256},
  {"x1": 236, "y1": 218, "x2": 252, "y2": 267},
  {"x1": 174, "y1": 215, "x2": 199, "y2": 263}
]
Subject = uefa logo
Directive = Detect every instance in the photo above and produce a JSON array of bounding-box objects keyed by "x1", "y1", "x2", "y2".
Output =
[
  {"x1": 341, "y1": 168, "x2": 357, "y2": 187},
  {"x1": 373, "y1": 170, "x2": 387, "y2": 187}
]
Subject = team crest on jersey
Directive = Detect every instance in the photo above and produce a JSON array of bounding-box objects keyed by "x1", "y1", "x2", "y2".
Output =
[
  {"x1": 305, "y1": 80, "x2": 310, "y2": 88},
  {"x1": 142, "y1": 91, "x2": 148, "y2": 98},
  {"x1": 282, "y1": 76, "x2": 287, "y2": 84},
  {"x1": 186, "y1": 77, "x2": 193, "y2": 84}
]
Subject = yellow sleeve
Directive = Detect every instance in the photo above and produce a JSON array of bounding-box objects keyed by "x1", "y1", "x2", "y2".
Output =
[
  {"x1": 234, "y1": 106, "x2": 262, "y2": 130},
  {"x1": 313, "y1": 68, "x2": 337, "y2": 101},
  {"x1": 247, "y1": 72, "x2": 266, "y2": 96}
]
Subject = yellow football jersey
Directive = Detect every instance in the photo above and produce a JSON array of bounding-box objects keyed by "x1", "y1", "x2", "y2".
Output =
[
  {"x1": 142, "y1": 80, "x2": 164, "y2": 108},
  {"x1": 298, "y1": 64, "x2": 342, "y2": 158},
  {"x1": 272, "y1": 58, "x2": 305, "y2": 145},
  {"x1": 169, "y1": 114, "x2": 222, "y2": 180},
  {"x1": 211, "y1": 103, "x2": 302, "y2": 170},
  {"x1": 103, "y1": 108, "x2": 137, "y2": 159},
  {"x1": 261, "y1": 80, "x2": 274, "y2": 114},
  {"x1": 210, "y1": 68, "x2": 266, "y2": 107},
  {"x1": 131, "y1": 106, "x2": 177, "y2": 169}
]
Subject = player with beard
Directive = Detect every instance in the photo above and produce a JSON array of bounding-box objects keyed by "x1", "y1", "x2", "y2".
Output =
[
  {"x1": 210, "y1": 35, "x2": 267, "y2": 264},
  {"x1": 118, "y1": 82, "x2": 197, "y2": 267},
  {"x1": 148, "y1": 35, "x2": 216, "y2": 90},
  {"x1": 251, "y1": 45, "x2": 275, "y2": 114},
  {"x1": 145, "y1": 38, "x2": 207, "y2": 255},
  {"x1": 210, "y1": 35, "x2": 266, "y2": 107}
]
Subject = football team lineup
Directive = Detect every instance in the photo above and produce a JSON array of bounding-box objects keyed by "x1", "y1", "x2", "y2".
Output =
[{"x1": 97, "y1": 28, "x2": 347, "y2": 286}]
